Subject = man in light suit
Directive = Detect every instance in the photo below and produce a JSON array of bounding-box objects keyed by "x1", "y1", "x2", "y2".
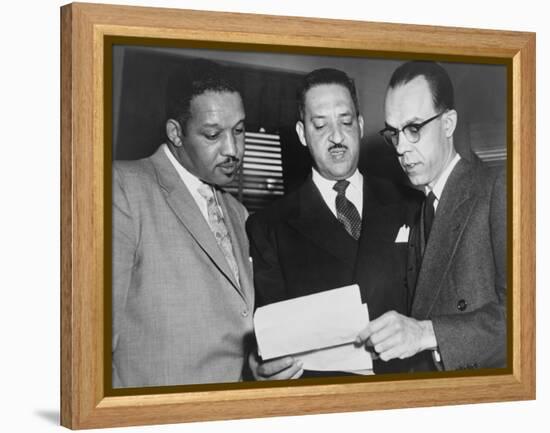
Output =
[
  {"x1": 357, "y1": 61, "x2": 506, "y2": 371},
  {"x1": 246, "y1": 68, "x2": 423, "y2": 380},
  {"x1": 112, "y1": 61, "x2": 254, "y2": 387}
]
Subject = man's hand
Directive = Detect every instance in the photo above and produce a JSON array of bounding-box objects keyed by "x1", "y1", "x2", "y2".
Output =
[
  {"x1": 355, "y1": 311, "x2": 437, "y2": 361},
  {"x1": 248, "y1": 351, "x2": 304, "y2": 380}
]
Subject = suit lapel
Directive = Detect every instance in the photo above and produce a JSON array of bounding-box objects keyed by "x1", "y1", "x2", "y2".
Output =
[
  {"x1": 406, "y1": 221, "x2": 422, "y2": 312},
  {"x1": 287, "y1": 178, "x2": 357, "y2": 265},
  {"x1": 357, "y1": 177, "x2": 403, "y2": 250},
  {"x1": 150, "y1": 148, "x2": 242, "y2": 294},
  {"x1": 412, "y1": 159, "x2": 477, "y2": 318},
  {"x1": 356, "y1": 177, "x2": 406, "y2": 303}
]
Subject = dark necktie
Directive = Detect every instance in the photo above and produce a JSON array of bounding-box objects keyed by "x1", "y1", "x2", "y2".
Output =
[
  {"x1": 423, "y1": 191, "x2": 436, "y2": 245},
  {"x1": 333, "y1": 180, "x2": 361, "y2": 240}
]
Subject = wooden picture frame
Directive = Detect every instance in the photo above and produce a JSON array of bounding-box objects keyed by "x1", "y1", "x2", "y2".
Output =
[{"x1": 60, "y1": 2, "x2": 535, "y2": 429}]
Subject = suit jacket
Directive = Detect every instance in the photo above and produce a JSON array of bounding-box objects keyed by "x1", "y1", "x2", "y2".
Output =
[
  {"x1": 246, "y1": 174, "x2": 423, "y2": 374},
  {"x1": 407, "y1": 156, "x2": 507, "y2": 371},
  {"x1": 112, "y1": 146, "x2": 254, "y2": 388}
]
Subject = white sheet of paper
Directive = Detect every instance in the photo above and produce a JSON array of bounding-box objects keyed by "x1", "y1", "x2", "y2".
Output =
[
  {"x1": 254, "y1": 285, "x2": 370, "y2": 368},
  {"x1": 292, "y1": 305, "x2": 373, "y2": 372}
]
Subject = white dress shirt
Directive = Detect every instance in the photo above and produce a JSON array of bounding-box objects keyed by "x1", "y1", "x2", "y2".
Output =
[
  {"x1": 312, "y1": 168, "x2": 363, "y2": 218},
  {"x1": 162, "y1": 143, "x2": 221, "y2": 221},
  {"x1": 424, "y1": 153, "x2": 461, "y2": 212}
]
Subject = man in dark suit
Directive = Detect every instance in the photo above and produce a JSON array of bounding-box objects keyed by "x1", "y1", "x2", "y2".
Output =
[
  {"x1": 112, "y1": 61, "x2": 254, "y2": 387},
  {"x1": 357, "y1": 61, "x2": 506, "y2": 371},
  {"x1": 246, "y1": 68, "x2": 422, "y2": 379}
]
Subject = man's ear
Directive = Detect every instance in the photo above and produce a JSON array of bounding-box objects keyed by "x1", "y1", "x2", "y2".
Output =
[
  {"x1": 295, "y1": 120, "x2": 307, "y2": 147},
  {"x1": 443, "y1": 109, "x2": 457, "y2": 138},
  {"x1": 166, "y1": 119, "x2": 183, "y2": 147},
  {"x1": 358, "y1": 114, "x2": 365, "y2": 139}
]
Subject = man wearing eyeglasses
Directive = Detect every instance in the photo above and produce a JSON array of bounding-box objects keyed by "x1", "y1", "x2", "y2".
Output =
[
  {"x1": 246, "y1": 68, "x2": 424, "y2": 379},
  {"x1": 356, "y1": 61, "x2": 506, "y2": 371}
]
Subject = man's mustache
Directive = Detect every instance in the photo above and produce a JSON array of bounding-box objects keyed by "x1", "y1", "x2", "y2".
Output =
[
  {"x1": 218, "y1": 156, "x2": 241, "y2": 166},
  {"x1": 328, "y1": 143, "x2": 348, "y2": 151}
]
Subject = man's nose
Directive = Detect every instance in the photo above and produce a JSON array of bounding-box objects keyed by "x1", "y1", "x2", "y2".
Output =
[
  {"x1": 221, "y1": 132, "x2": 238, "y2": 157},
  {"x1": 394, "y1": 131, "x2": 412, "y2": 155},
  {"x1": 329, "y1": 124, "x2": 344, "y2": 144}
]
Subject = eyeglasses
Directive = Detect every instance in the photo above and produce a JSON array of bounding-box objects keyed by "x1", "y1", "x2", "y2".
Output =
[{"x1": 378, "y1": 111, "x2": 445, "y2": 148}]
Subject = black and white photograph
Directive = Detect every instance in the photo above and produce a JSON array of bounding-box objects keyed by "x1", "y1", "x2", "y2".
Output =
[
  {"x1": 110, "y1": 44, "x2": 507, "y2": 389},
  {"x1": 3, "y1": 0, "x2": 546, "y2": 431}
]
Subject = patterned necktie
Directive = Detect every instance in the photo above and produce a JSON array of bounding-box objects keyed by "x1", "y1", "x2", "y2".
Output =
[
  {"x1": 197, "y1": 184, "x2": 240, "y2": 285},
  {"x1": 423, "y1": 191, "x2": 436, "y2": 245},
  {"x1": 333, "y1": 179, "x2": 362, "y2": 240}
]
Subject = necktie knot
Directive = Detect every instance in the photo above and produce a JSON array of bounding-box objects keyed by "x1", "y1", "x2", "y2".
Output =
[
  {"x1": 333, "y1": 179, "x2": 350, "y2": 195},
  {"x1": 197, "y1": 183, "x2": 215, "y2": 201}
]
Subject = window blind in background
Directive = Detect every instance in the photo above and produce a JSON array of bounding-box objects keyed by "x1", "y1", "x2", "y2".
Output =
[{"x1": 225, "y1": 131, "x2": 285, "y2": 213}]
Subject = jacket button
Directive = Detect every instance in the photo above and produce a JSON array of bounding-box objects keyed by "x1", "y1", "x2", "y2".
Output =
[
  {"x1": 457, "y1": 299, "x2": 467, "y2": 311},
  {"x1": 241, "y1": 310, "x2": 249, "y2": 317}
]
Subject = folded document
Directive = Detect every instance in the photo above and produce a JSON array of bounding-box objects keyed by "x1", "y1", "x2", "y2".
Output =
[{"x1": 254, "y1": 285, "x2": 373, "y2": 373}]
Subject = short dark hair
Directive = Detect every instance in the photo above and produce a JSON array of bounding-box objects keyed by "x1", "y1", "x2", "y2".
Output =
[
  {"x1": 297, "y1": 68, "x2": 360, "y2": 121},
  {"x1": 388, "y1": 60, "x2": 455, "y2": 111},
  {"x1": 165, "y1": 59, "x2": 241, "y2": 134}
]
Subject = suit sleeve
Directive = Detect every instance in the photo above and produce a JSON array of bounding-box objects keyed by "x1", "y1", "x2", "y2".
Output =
[
  {"x1": 246, "y1": 215, "x2": 287, "y2": 309},
  {"x1": 111, "y1": 165, "x2": 138, "y2": 387},
  {"x1": 431, "y1": 170, "x2": 507, "y2": 370}
]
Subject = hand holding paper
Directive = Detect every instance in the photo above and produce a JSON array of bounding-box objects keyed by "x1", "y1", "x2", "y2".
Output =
[
  {"x1": 248, "y1": 352, "x2": 304, "y2": 381},
  {"x1": 253, "y1": 285, "x2": 373, "y2": 374}
]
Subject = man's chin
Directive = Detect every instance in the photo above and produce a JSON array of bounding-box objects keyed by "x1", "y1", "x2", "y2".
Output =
[
  {"x1": 212, "y1": 172, "x2": 237, "y2": 186},
  {"x1": 406, "y1": 175, "x2": 426, "y2": 188},
  {"x1": 330, "y1": 169, "x2": 356, "y2": 181},
  {"x1": 317, "y1": 162, "x2": 357, "y2": 180}
]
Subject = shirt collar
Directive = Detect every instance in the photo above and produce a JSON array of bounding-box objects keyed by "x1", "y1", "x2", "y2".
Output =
[
  {"x1": 425, "y1": 153, "x2": 461, "y2": 200},
  {"x1": 162, "y1": 143, "x2": 205, "y2": 193},
  {"x1": 312, "y1": 167, "x2": 363, "y2": 193}
]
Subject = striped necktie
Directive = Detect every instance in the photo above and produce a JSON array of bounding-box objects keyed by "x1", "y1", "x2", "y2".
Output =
[{"x1": 333, "y1": 179, "x2": 362, "y2": 240}]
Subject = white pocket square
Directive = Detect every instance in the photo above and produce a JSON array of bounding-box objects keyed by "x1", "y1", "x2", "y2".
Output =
[{"x1": 394, "y1": 225, "x2": 410, "y2": 243}]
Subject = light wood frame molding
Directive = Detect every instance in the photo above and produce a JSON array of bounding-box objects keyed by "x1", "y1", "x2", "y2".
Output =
[{"x1": 60, "y1": 2, "x2": 535, "y2": 429}]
